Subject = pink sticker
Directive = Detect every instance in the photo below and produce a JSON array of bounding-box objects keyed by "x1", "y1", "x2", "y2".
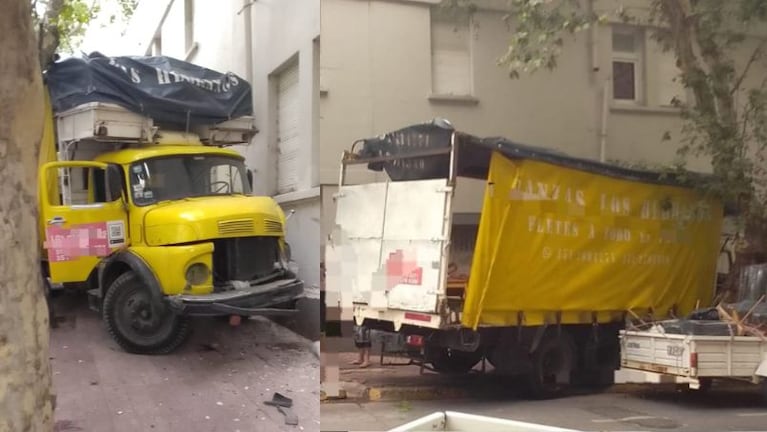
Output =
[{"x1": 45, "y1": 222, "x2": 111, "y2": 262}]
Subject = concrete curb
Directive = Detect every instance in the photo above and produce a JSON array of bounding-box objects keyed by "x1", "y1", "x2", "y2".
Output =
[
  {"x1": 326, "y1": 382, "x2": 675, "y2": 403},
  {"x1": 364, "y1": 385, "x2": 471, "y2": 402}
]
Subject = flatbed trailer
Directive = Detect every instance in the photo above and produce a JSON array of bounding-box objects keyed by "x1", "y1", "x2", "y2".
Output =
[{"x1": 620, "y1": 329, "x2": 767, "y2": 401}]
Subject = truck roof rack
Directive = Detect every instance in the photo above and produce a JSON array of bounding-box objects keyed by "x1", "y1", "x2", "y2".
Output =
[{"x1": 55, "y1": 102, "x2": 256, "y2": 146}]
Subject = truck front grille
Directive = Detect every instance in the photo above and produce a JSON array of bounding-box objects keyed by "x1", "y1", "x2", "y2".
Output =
[
  {"x1": 218, "y1": 219, "x2": 255, "y2": 236},
  {"x1": 264, "y1": 219, "x2": 283, "y2": 234},
  {"x1": 212, "y1": 236, "x2": 280, "y2": 283}
]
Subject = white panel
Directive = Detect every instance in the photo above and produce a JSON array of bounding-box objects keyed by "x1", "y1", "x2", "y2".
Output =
[
  {"x1": 277, "y1": 61, "x2": 300, "y2": 194},
  {"x1": 329, "y1": 180, "x2": 450, "y2": 314},
  {"x1": 383, "y1": 179, "x2": 448, "y2": 240},
  {"x1": 382, "y1": 179, "x2": 449, "y2": 313},
  {"x1": 335, "y1": 183, "x2": 388, "y2": 239},
  {"x1": 383, "y1": 239, "x2": 442, "y2": 312},
  {"x1": 330, "y1": 182, "x2": 388, "y2": 308}
]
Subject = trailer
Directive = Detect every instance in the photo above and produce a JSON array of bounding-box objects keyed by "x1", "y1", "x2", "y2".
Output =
[
  {"x1": 326, "y1": 119, "x2": 724, "y2": 397},
  {"x1": 620, "y1": 328, "x2": 767, "y2": 400}
]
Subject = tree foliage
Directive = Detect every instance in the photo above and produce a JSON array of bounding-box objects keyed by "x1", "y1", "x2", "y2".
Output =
[{"x1": 31, "y1": 0, "x2": 137, "y2": 69}]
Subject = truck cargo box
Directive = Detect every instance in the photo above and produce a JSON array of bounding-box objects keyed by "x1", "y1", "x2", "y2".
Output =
[{"x1": 329, "y1": 121, "x2": 724, "y2": 331}]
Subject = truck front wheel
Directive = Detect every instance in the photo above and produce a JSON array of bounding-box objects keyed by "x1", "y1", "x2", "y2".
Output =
[{"x1": 103, "y1": 271, "x2": 190, "y2": 354}]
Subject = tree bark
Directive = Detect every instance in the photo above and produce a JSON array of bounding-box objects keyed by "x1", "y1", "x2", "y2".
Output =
[{"x1": 0, "y1": 0, "x2": 54, "y2": 431}]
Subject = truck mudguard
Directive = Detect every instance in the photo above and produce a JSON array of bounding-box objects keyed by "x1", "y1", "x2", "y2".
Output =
[{"x1": 99, "y1": 250, "x2": 164, "y2": 303}]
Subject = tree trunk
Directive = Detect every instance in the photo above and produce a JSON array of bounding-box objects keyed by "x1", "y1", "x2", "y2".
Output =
[{"x1": 0, "y1": 0, "x2": 55, "y2": 431}]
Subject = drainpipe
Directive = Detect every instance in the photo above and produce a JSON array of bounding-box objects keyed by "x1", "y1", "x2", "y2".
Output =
[
  {"x1": 600, "y1": 79, "x2": 609, "y2": 163},
  {"x1": 242, "y1": 0, "x2": 254, "y2": 85},
  {"x1": 589, "y1": 0, "x2": 608, "y2": 163}
]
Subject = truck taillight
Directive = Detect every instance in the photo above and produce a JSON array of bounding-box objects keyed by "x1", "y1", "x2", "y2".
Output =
[
  {"x1": 690, "y1": 352, "x2": 698, "y2": 368},
  {"x1": 406, "y1": 335, "x2": 424, "y2": 347}
]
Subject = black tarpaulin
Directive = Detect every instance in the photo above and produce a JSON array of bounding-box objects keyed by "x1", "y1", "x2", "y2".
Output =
[
  {"x1": 45, "y1": 53, "x2": 252, "y2": 127},
  {"x1": 357, "y1": 120, "x2": 713, "y2": 188}
]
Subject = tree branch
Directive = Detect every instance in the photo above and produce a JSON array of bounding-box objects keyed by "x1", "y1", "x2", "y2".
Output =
[
  {"x1": 38, "y1": 0, "x2": 65, "y2": 70},
  {"x1": 731, "y1": 37, "x2": 767, "y2": 96}
]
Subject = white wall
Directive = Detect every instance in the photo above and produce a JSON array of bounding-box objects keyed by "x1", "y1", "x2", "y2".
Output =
[{"x1": 247, "y1": 0, "x2": 321, "y2": 292}]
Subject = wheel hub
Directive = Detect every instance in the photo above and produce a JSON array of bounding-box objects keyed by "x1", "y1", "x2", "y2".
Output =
[{"x1": 126, "y1": 294, "x2": 159, "y2": 331}]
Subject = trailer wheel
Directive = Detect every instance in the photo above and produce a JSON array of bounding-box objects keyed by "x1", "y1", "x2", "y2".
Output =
[
  {"x1": 427, "y1": 346, "x2": 482, "y2": 374},
  {"x1": 103, "y1": 271, "x2": 190, "y2": 354},
  {"x1": 527, "y1": 335, "x2": 574, "y2": 399}
]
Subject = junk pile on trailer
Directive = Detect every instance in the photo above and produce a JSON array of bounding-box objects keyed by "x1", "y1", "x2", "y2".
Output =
[
  {"x1": 40, "y1": 53, "x2": 303, "y2": 354},
  {"x1": 326, "y1": 119, "x2": 724, "y2": 398}
]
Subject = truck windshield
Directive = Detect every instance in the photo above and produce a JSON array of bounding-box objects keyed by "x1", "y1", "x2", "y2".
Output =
[{"x1": 129, "y1": 155, "x2": 251, "y2": 206}]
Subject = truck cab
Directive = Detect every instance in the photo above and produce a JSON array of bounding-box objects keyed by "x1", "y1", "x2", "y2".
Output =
[{"x1": 40, "y1": 101, "x2": 303, "y2": 354}]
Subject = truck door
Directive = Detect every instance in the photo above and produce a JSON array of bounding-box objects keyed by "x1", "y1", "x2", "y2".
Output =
[
  {"x1": 40, "y1": 161, "x2": 129, "y2": 284},
  {"x1": 328, "y1": 178, "x2": 451, "y2": 314}
]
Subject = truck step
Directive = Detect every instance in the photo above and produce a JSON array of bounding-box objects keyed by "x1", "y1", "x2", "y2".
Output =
[{"x1": 87, "y1": 289, "x2": 101, "y2": 313}]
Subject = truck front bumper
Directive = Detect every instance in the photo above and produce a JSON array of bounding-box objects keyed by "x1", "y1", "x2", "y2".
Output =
[{"x1": 166, "y1": 277, "x2": 304, "y2": 317}]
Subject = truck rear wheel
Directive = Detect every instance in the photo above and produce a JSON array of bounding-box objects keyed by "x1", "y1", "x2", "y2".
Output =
[
  {"x1": 103, "y1": 271, "x2": 190, "y2": 354},
  {"x1": 527, "y1": 335, "x2": 574, "y2": 399},
  {"x1": 427, "y1": 346, "x2": 482, "y2": 374}
]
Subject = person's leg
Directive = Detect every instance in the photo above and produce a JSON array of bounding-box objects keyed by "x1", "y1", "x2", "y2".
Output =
[
  {"x1": 359, "y1": 346, "x2": 371, "y2": 368},
  {"x1": 350, "y1": 345, "x2": 363, "y2": 365}
]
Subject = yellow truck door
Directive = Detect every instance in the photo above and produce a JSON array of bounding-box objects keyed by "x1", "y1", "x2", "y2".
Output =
[{"x1": 40, "y1": 161, "x2": 129, "y2": 283}]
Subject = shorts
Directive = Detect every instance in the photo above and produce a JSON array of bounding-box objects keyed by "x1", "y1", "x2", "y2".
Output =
[{"x1": 353, "y1": 324, "x2": 371, "y2": 348}]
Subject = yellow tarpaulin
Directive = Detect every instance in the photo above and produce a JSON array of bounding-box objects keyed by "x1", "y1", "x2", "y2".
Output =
[{"x1": 462, "y1": 152, "x2": 723, "y2": 329}]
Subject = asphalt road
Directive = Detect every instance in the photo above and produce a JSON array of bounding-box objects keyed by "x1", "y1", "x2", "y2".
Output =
[
  {"x1": 50, "y1": 291, "x2": 320, "y2": 432},
  {"x1": 321, "y1": 388, "x2": 767, "y2": 431}
]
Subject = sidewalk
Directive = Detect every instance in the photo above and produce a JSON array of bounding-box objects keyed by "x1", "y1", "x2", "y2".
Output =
[
  {"x1": 50, "y1": 292, "x2": 320, "y2": 432},
  {"x1": 328, "y1": 349, "x2": 700, "y2": 403}
]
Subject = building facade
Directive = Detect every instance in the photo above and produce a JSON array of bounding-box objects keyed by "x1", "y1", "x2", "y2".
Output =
[
  {"x1": 319, "y1": 0, "x2": 766, "y2": 320},
  {"x1": 107, "y1": 0, "x2": 321, "y2": 297}
]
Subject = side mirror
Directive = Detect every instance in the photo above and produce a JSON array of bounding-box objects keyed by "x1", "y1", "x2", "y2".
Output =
[{"x1": 246, "y1": 169, "x2": 254, "y2": 190}]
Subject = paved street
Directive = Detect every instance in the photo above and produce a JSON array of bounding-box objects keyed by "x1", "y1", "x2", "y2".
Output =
[
  {"x1": 50, "y1": 291, "x2": 320, "y2": 432},
  {"x1": 321, "y1": 350, "x2": 767, "y2": 432}
]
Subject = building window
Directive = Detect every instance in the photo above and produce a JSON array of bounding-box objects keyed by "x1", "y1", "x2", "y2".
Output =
[
  {"x1": 431, "y1": 10, "x2": 472, "y2": 96},
  {"x1": 185, "y1": 0, "x2": 194, "y2": 53},
  {"x1": 611, "y1": 27, "x2": 643, "y2": 103}
]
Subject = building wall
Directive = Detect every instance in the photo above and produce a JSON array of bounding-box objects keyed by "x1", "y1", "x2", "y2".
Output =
[{"x1": 319, "y1": 0, "x2": 763, "y2": 238}]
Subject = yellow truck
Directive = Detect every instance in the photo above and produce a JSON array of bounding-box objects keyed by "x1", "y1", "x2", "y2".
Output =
[
  {"x1": 326, "y1": 120, "x2": 723, "y2": 397},
  {"x1": 40, "y1": 55, "x2": 302, "y2": 354}
]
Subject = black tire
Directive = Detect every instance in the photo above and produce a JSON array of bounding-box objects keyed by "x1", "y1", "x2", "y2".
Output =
[
  {"x1": 103, "y1": 271, "x2": 190, "y2": 354},
  {"x1": 427, "y1": 346, "x2": 482, "y2": 374},
  {"x1": 527, "y1": 336, "x2": 575, "y2": 399}
]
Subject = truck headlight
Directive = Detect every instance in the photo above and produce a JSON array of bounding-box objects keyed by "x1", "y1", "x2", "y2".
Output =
[{"x1": 185, "y1": 263, "x2": 210, "y2": 285}]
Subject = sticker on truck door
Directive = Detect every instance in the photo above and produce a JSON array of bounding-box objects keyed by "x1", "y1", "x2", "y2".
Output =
[
  {"x1": 45, "y1": 220, "x2": 125, "y2": 262},
  {"x1": 107, "y1": 220, "x2": 126, "y2": 247}
]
